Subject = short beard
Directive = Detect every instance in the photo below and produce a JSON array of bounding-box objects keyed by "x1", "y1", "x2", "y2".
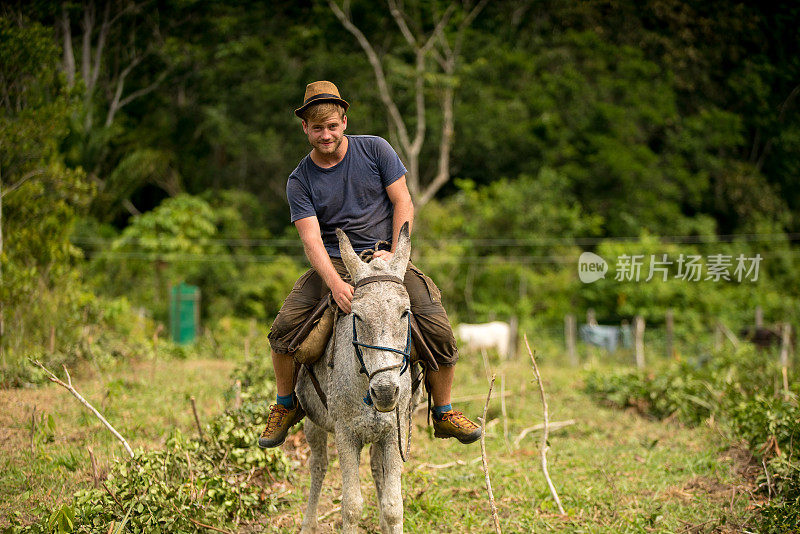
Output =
[{"x1": 312, "y1": 136, "x2": 342, "y2": 153}]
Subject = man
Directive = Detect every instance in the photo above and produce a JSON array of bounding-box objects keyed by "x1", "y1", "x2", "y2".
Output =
[{"x1": 259, "y1": 81, "x2": 480, "y2": 448}]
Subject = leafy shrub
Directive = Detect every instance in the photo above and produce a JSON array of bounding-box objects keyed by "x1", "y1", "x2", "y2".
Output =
[
  {"x1": 584, "y1": 346, "x2": 800, "y2": 528},
  {"x1": 4, "y1": 354, "x2": 286, "y2": 533}
]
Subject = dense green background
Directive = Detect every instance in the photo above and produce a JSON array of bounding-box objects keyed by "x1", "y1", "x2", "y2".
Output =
[{"x1": 3, "y1": 0, "x2": 800, "y2": 365}]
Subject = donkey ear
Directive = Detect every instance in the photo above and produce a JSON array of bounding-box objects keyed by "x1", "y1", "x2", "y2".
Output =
[
  {"x1": 389, "y1": 221, "x2": 411, "y2": 274},
  {"x1": 337, "y1": 228, "x2": 365, "y2": 279}
]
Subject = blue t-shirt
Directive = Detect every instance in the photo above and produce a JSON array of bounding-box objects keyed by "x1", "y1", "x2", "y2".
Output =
[{"x1": 287, "y1": 135, "x2": 408, "y2": 257}]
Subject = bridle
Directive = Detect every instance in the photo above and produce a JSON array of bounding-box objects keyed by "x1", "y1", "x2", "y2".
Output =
[
  {"x1": 351, "y1": 275, "x2": 412, "y2": 395},
  {"x1": 350, "y1": 273, "x2": 414, "y2": 461}
]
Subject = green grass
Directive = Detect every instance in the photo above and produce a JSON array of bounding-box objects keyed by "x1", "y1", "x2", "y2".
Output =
[
  {"x1": 270, "y1": 350, "x2": 754, "y2": 533},
  {"x1": 1, "y1": 342, "x2": 756, "y2": 532},
  {"x1": 0, "y1": 356, "x2": 236, "y2": 528}
]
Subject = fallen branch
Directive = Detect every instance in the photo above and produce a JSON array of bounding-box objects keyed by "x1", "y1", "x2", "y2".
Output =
[
  {"x1": 32, "y1": 360, "x2": 134, "y2": 458},
  {"x1": 524, "y1": 334, "x2": 566, "y2": 515},
  {"x1": 413, "y1": 459, "x2": 467, "y2": 471},
  {"x1": 318, "y1": 505, "x2": 342, "y2": 522},
  {"x1": 513, "y1": 420, "x2": 576, "y2": 448},
  {"x1": 102, "y1": 482, "x2": 124, "y2": 512},
  {"x1": 479, "y1": 374, "x2": 502, "y2": 534},
  {"x1": 169, "y1": 502, "x2": 234, "y2": 534}
]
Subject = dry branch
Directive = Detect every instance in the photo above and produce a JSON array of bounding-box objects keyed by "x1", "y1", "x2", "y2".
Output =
[
  {"x1": 29, "y1": 406, "x2": 36, "y2": 454},
  {"x1": 32, "y1": 360, "x2": 134, "y2": 458},
  {"x1": 481, "y1": 348, "x2": 492, "y2": 381},
  {"x1": 500, "y1": 372, "x2": 510, "y2": 451},
  {"x1": 87, "y1": 446, "x2": 99, "y2": 487},
  {"x1": 524, "y1": 334, "x2": 566, "y2": 515},
  {"x1": 168, "y1": 502, "x2": 234, "y2": 534},
  {"x1": 318, "y1": 506, "x2": 342, "y2": 522},
  {"x1": 513, "y1": 419, "x2": 576, "y2": 448},
  {"x1": 479, "y1": 374, "x2": 502, "y2": 534},
  {"x1": 102, "y1": 481, "x2": 124, "y2": 512},
  {"x1": 413, "y1": 459, "x2": 467, "y2": 471},
  {"x1": 190, "y1": 396, "x2": 205, "y2": 442}
]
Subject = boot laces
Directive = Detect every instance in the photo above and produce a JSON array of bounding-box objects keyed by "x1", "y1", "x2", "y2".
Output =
[
  {"x1": 264, "y1": 404, "x2": 289, "y2": 434},
  {"x1": 441, "y1": 410, "x2": 478, "y2": 430}
]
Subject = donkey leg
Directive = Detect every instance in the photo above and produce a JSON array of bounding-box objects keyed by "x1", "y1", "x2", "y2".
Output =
[
  {"x1": 370, "y1": 442, "x2": 385, "y2": 504},
  {"x1": 336, "y1": 429, "x2": 364, "y2": 534},
  {"x1": 300, "y1": 419, "x2": 328, "y2": 534},
  {"x1": 377, "y1": 440, "x2": 404, "y2": 534}
]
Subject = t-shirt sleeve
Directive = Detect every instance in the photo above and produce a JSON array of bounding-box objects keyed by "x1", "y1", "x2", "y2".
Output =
[
  {"x1": 372, "y1": 137, "x2": 408, "y2": 188},
  {"x1": 287, "y1": 175, "x2": 316, "y2": 223}
]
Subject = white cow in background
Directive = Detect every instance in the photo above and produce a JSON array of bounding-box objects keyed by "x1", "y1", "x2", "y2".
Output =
[{"x1": 455, "y1": 319, "x2": 517, "y2": 359}]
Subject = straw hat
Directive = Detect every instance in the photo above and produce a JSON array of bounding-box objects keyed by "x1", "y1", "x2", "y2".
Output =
[{"x1": 294, "y1": 81, "x2": 350, "y2": 118}]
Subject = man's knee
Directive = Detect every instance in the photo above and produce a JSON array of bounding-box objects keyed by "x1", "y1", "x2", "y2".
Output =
[{"x1": 267, "y1": 269, "x2": 327, "y2": 353}]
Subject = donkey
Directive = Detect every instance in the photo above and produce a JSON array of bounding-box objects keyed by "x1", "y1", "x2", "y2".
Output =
[{"x1": 295, "y1": 223, "x2": 415, "y2": 534}]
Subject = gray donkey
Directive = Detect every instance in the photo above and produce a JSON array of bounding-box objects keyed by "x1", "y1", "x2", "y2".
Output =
[{"x1": 295, "y1": 223, "x2": 415, "y2": 534}]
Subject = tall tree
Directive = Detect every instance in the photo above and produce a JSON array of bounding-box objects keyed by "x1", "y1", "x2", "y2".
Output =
[
  {"x1": 328, "y1": 0, "x2": 487, "y2": 206},
  {"x1": 56, "y1": 0, "x2": 180, "y2": 219}
]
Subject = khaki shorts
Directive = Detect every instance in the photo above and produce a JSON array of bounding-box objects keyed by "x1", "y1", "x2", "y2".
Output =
[{"x1": 268, "y1": 258, "x2": 458, "y2": 366}]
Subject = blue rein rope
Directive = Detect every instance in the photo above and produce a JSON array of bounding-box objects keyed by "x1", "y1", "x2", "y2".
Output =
[{"x1": 352, "y1": 313, "x2": 412, "y2": 405}]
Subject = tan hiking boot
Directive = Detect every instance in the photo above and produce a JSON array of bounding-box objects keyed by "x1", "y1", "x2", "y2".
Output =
[
  {"x1": 258, "y1": 402, "x2": 305, "y2": 448},
  {"x1": 432, "y1": 410, "x2": 482, "y2": 444}
]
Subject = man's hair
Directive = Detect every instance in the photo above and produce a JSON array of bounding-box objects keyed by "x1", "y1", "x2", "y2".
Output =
[{"x1": 301, "y1": 102, "x2": 346, "y2": 124}]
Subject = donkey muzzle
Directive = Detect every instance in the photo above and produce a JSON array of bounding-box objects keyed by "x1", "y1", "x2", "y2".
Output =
[{"x1": 369, "y1": 381, "x2": 400, "y2": 412}]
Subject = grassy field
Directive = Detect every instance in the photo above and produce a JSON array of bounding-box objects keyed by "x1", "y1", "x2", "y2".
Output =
[
  {"x1": 0, "y1": 357, "x2": 236, "y2": 527},
  {"x1": 1, "y1": 344, "x2": 759, "y2": 532},
  {"x1": 263, "y1": 350, "x2": 756, "y2": 533}
]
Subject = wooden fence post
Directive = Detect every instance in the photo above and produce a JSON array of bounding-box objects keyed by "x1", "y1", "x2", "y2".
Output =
[
  {"x1": 781, "y1": 323, "x2": 791, "y2": 398},
  {"x1": 634, "y1": 316, "x2": 645, "y2": 369},
  {"x1": 665, "y1": 309, "x2": 674, "y2": 359},
  {"x1": 756, "y1": 306, "x2": 763, "y2": 328},
  {"x1": 565, "y1": 314, "x2": 577, "y2": 366}
]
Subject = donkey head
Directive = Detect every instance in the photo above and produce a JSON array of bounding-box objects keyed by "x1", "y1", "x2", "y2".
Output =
[{"x1": 336, "y1": 223, "x2": 412, "y2": 412}]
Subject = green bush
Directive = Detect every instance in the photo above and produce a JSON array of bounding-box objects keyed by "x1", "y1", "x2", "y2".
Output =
[
  {"x1": 584, "y1": 346, "x2": 800, "y2": 529},
  {"x1": 5, "y1": 353, "x2": 284, "y2": 533}
]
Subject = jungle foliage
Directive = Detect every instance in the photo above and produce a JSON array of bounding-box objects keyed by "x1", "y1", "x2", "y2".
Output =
[
  {"x1": 3, "y1": 2, "x2": 798, "y2": 358},
  {"x1": 3, "y1": 2, "x2": 800, "y2": 530}
]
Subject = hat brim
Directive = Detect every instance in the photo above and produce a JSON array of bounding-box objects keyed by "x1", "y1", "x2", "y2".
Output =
[{"x1": 295, "y1": 96, "x2": 350, "y2": 118}]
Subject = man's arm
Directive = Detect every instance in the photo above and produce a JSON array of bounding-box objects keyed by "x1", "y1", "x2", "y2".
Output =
[
  {"x1": 375, "y1": 175, "x2": 414, "y2": 260},
  {"x1": 294, "y1": 216, "x2": 355, "y2": 314}
]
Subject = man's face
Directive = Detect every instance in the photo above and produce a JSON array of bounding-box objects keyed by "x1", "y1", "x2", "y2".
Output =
[{"x1": 302, "y1": 113, "x2": 347, "y2": 156}]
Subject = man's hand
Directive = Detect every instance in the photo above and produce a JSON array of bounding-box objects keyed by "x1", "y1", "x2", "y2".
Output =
[
  {"x1": 372, "y1": 250, "x2": 394, "y2": 263},
  {"x1": 331, "y1": 278, "x2": 355, "y2": 314}
]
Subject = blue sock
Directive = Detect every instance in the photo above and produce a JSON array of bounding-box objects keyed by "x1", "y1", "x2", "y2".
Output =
[
  {"x1": 432, "y1": 404, "x2": 452, "y2": 421},
  {"x1": 276, "y1": 393, "x2": 295, "y2": 409}
]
